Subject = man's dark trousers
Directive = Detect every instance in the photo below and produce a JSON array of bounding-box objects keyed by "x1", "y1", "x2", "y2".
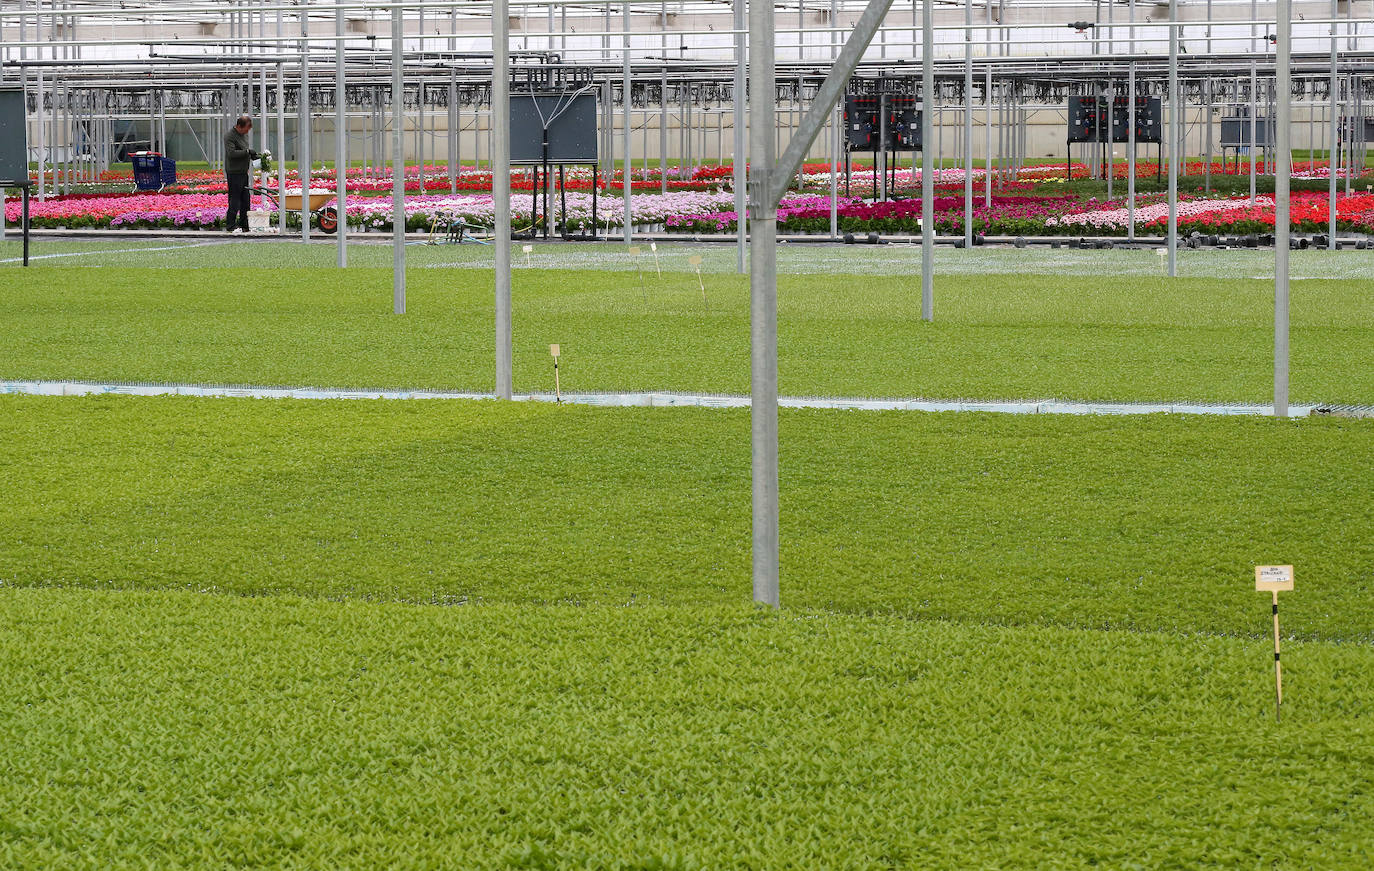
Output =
[{"x1": 226, "y1": 173, "x2": 251, "y2": 231}]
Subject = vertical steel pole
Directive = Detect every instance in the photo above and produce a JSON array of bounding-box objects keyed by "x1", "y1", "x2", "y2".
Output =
[
  {"x1": 984, "y1": 68, "x2": 991, "y2": 207},
  {"x1": 1250, "y1": 62, "x2": 1258, "y2": 202},
  {"x1": 1128, "y1": 63, "x2": 1136, "y2": 240},
  {"x1": 984, "y1": 3, "x2": 991, "y2": 206},
  {"x1": 494, "y1": 0, "x2": 513, "y2": 399},
  {"x1": 661, "y1": 67, "x2": 669, "y2": 194},
  {"x1": 622, "y1": 1, "x2": 632, "y2": 243},
  {"x1": 1105, "y1": 81, "x2": 1113, "y2": 201},
  {"x1": 921, "y1": 0, "x2": 934, "y2": 321},
  {"x1": 277, "y1": 6, "x2": 287, "y2": 234},
  {"x1": 1204, "y1": 78, "x2": 1212, "y2": 193},
  {"x1": 391, "y1": 2, "x2": 405, "y2": 314},
  {"x1": 301, "y1": 2, "x2": 312, "y2": 242},
  {"x1": 449, "y1": 68, "x2": 458, "y2": 194},
  {"x1": 734, "y1": 0, "x2": 747, "y2": 272},
  {"x1": 335, "y1": 3, "x2": 347, "y2": 268},
  {"x1": 416, "y1": 6, "x2": 424, "y2": 169},
  {"x1": 830, "y1": 0, "x2": 839, "y2": 239},
  {"x1": 1327, "y1": 0, "x2": 1337, "y2": 248},
  {"x1": 963, "y1": 0, "x2": 972, "y2": 248},
  {"x1": 35, "y1": 67, "x2": 44, "y2": 201},
  {"x1": 450, "y1": 6, "x2": 458, "y2": 194},
  {"x1": 749, "y1": 0, "x2": 779, "y2": 608},
  {"x1": 1167, "y1": 0, "x2": 1178, "y2": 277},
  {"x1": 260, "y1": 48, "x2": 269, "y2": 158},
  {"x1": 1275, "y1": 0, "x2": 1291, "y2": 416}
]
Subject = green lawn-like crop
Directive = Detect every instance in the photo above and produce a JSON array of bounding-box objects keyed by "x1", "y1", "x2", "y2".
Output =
[
  {"x1": 3, "y1": 263, "x2": 1374, "y2": 403},
  {"x1": 1, "y1": 588, "x2": 1372, "y2": 869},
  {"x1": 2, "y1": 398, "x2": 1372, "y2": 868},
  {"x1": 3, "y1": 396, "x2": 1371, "y2": 639}
]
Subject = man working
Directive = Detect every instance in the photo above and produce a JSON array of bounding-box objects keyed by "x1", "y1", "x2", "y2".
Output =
[{"x1": 223, "y1": 115, "x2": 259, "y2": 233}]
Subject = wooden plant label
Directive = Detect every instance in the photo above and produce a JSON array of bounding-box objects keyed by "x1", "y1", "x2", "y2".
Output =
[
  {"x1": 1255, "y1": 565, "x2": 1294, "y2": 592},
  {"x1": 549, "y1": 344, "x2": 560, "y2": 358}
]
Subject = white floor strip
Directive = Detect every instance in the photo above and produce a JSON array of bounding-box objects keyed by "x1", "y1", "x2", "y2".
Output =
[
  {"x1": 0, "y1": 240, "x2": 237, "y2": 264},
  {"x1": 0, "y1": 380, "x2": 1324, "y2": 417}
]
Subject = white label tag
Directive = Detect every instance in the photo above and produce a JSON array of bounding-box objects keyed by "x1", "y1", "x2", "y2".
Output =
[{"x1": 1255, "y1": 565, "x2": 1294, "y2": 591}]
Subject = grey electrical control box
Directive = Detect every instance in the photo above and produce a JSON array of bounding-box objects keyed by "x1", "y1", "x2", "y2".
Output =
[
  {"x1": 510, "y1": 92, "x2": 598, "y2": 165},
  {"x1": 0, "y1": 88, "x2": 28, "y2": 185},
  {"x1": 1221, "y1": 115, "x2": 1274, "y2": 148}
]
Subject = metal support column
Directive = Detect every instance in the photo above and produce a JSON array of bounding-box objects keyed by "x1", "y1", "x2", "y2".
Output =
[
  {"x1": 1275, "y1": 0, "x2": 1291, "y2": 415},
  {"x1": 921, "y1": 0, "x2": 934, "y2": 320},
  {"x1": 1128, "y1": 63, "x2": 1136, "y2": 240},
  {"x1": 494, "y1": 0, "x2": 513, "y2": 398},
  {"x1": 963, "y1": 0, "x2": 973, "y2": 248},
  {"x1": 335, "y1": 4, "x2": 347, "y2": 268},
  {"x1": 276, "y1": 6, "x2": 287, "y2": 235},
  {"x1": 1327, "y1": 0, "x2": 1338, "y2": 248},
  {"x1": 300, "y1": 4, "x2": 312, "y2": 242},
  {"x1": 1167, "y1": 0, "x2": 1178, "y2": 277},
  {"x1": 748, "y1": 0, "x2": 780, "y2": 607},
  {"x1": 1250, "y1": 63, "x2": 1258, "y2": 202},
  {"x1": 622, "y1": 2, "x2": 632, "y2": 243},
  {"x1": 752, "y1": 0, "x2": 898, "y2": 607},
  {"x1": 734, "y1": 0, "x2": 746, "y2": 272},
  {"x1": 391, "y1": 3, "x2": 405, "y2": 314}
]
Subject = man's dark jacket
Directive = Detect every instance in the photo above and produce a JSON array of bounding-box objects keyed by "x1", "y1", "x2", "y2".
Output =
[{"x1": 223, "y1": 127, "x2": 252, "y2": 174}]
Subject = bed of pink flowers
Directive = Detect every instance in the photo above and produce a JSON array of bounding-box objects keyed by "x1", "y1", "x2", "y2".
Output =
[
  {"x1": 3, "y1": 192, "x2": 275, "y2": 230},
  {"x1": 342, "y1": 190, "x2": 745, "y2": 232},
  {"x1": 1047, "y1": 197, "x2": 1275, "y2": 233}
]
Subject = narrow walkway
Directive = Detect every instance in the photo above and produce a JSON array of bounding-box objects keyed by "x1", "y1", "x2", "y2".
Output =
[{"x1": 1, "y1": 379, "x2": 1350, "y2": 418}]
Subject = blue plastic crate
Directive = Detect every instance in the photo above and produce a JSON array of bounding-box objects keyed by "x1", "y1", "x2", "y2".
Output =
[{"x1": 130, "y1": 153, "x2": 176, "y2": 191}]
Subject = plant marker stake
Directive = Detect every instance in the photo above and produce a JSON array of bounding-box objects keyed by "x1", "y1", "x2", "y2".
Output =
[
  {"x1": 690, "y1": 255, "x2": 706, "y2": 310},
  {"x1": 629, "y1": 246, "x2": 646, "y2": 304},
  {"x1": 1156, "y1": 247, "x2": 1167, "y2": 275},
  {"x1": 550, "y1": 344, "x2": 562, "y2": 403},
  {"x1": 649, "y1": 241, "x2": 661, "y2": 277},
  {"x1": 522, "y1": 243, "x2": 533, "y2": 268},
  {"x1": 1256, "y1": 565, "x2": 1294, "y2": 722}
]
